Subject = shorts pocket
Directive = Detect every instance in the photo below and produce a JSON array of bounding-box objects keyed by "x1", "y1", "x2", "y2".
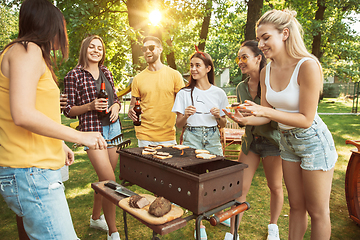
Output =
[
  {"x1": 293, "y1": 127, "x2": 317, "y2": 140},
  {"x1": 0, "y1": 175, "x2": 23, "y2": 216},
  {"x1": 321, "y1": 128, "x2": 336, "y2": 151}
]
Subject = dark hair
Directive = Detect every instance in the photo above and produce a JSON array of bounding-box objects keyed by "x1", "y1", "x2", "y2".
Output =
[
  {"x1": 184, "y1": 52, "x2": 215, "y2": 105},
  {"x1": 240, "y1": 40, "x2": 266, "y2": 98},
  {"x1": 2, "y1": 0, "x2": 68, "y2": 83},
  {"x1": 78, "y1": 35, "x2": 105, "y2": 68},
  {"x1": 143, "y1": 36, "x2": 162, "y2": 47}
]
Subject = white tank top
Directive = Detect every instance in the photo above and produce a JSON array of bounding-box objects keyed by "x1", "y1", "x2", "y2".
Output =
[{"x1": 265, "y1": 57, "x2": 312, "y2": 129}]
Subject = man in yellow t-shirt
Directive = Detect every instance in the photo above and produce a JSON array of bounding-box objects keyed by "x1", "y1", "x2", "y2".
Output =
[{"x1": 128, "y1": 36, "x2": 184, "y2": 147}]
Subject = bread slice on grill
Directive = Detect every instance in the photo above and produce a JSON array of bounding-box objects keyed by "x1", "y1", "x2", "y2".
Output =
[
  {"x1": 195, "y1": 149, "x2": 210, "y2": 154},
  {"x1": 145, "y1": 144, "x2": 162, "y2": 150},
  {"x1": 159, "y1": 143, "x2": 175, "y2": 148},
  {"x1": 196, "y1": 153, "x2": 216, "y2": 159},
  {"x1": 173, "y1": 145, "x2": 189, "y2": 150},
  {"x1": 142, "y1": 148, "x2": 157, "y2": 155},
  {"x1": 153, "y1": 152, "x2": 173, "y2": 160}
]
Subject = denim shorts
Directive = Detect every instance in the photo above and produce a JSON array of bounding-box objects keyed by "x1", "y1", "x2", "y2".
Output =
[
  {"x1": 84, "y1": 119, "x2": 121, "y2": 151},
  {"x1": 0, "y1": 167, "x2": 79, "y2": 240},
  {"x1": 279, "y1": 114, "x2": 337, "y2": 171},
  {"x1": 249, "y1": 136, "x2": 280, "y2": 158},
  {"x1": 183, "y1": 126, "x2": 223, "y2": 156},
  {"x1": 138, "y1": 139, "x2": 177, "y2": 148}
]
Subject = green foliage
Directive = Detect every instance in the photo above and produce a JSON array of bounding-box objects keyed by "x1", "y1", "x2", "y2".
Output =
[
  {"x1": 0, "y1": 5, "x2": 18, "y2": 49},
  {"x1": 55, "y1": 0, "x2": 131, "y2": 90},
  {"x1": 1, "y1": 0, "x2": 359, "y2": 88}
]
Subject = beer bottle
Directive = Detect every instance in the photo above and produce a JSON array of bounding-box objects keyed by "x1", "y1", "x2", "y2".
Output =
[
  {"x1": 97, "y1": 79, "x2": 108, "y2": 119},
  {"x1": 133, "y1": 97, "x2": 141, "y2": 126}
]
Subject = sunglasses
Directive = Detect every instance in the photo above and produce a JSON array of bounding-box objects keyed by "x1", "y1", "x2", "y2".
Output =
[
  {"x1": 235, "y1": 55, "x2": 248, "y2": 64},
  {"x1": 141, "y1": 45, "x2": 156, "y2": 52}
]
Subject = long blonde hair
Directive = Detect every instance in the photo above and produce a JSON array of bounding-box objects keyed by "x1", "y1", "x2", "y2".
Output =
[{"x1": 256, "y1": 9, "x2": 323, "y2": 85}]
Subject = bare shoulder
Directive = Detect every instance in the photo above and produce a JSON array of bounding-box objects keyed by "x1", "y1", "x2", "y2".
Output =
[
  {"x1": 298, "y1": 58, "x2": 320, "y2": 75},
  {"x1": 298, "y1": 58, "x2": 322, "y2": 87}
]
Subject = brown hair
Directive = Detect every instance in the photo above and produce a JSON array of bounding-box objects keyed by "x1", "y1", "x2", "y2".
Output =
[
  {"x1": 184, "y1": 52, "x2": 215, "y2": 105},
  {"x1": 77, "y1": 35, "x2": 106, "y2": 69},
  {"x1": 2, "y1": 0, "x2": 69, "y2": 83}
]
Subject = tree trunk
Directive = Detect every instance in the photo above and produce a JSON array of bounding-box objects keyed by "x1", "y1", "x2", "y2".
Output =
[
  {"x1": 311, "y1": 0, "x2": 326, "y2": 60},
  {"x1": 126, "y1": 0, "x2": 149, "y2": 71},
  {"x1": 245, "y1": 0, "x2": 263, "y2": 41},
  {"x1": 198, "y1": 0, "x2": 213, "y2": 51},
  {"x1": 166, "y1": 38, "x2": 177, "y2": 70}
]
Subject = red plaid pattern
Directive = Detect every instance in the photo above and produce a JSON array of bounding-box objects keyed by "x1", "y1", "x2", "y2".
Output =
[{"x1": 63, "y1": 65, "x2": 120, "y2": 133}]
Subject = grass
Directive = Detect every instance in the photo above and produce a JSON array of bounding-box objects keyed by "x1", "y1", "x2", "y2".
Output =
[{"x1": 1, "y1": 98, "x2": 360, "y2": 239}]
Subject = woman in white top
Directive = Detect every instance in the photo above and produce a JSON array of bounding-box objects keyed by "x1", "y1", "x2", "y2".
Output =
[
  {"x1": 223, "y1": 9, "x2": 337, "y2": 240},
  {"x1": 172, "y1": 48, "x2": 228, "y2": 240}
]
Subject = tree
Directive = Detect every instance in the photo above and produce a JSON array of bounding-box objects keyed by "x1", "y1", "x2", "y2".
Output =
[
  {"x1": 0, "y1": 5, "x2": 18, "y2": 49},
  {"x1": 244, "y1": 0, "x2": 263, "y2": 41}
]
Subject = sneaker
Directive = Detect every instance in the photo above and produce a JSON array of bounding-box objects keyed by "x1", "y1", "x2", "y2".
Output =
[
  {"x1": 224, "y1": 232, "x2": 239, "y2": 240},
  {"x1": 107, "y1": 232, "x2": 121, "y2": 240},
  {"x1": 90, "y1": 214, "x2": 109, "y2": 231},
  {"x1": 194, "y1": 225, "x2": 207, "y2": 240},
  {"x1": 267, "y1": 224, "x2": 280, "y2": 240},
  {"x1": 221, "y1": 218, "x2": 231, "y2": 227}
]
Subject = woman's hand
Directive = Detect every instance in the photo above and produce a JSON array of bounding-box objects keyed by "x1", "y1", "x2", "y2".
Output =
[
  {"x1": 62, "y1": 142, "x2": 75, "y2": 166},
  {"x1": 184, "y1": 105, "x2": 196, "y2": 118},
  {"x1": 210, "y1": 107, "x2": 221, "y2": 118},
  {"x1": 79, "y1": 131, "x2": 107, "y2": 150},
  {"x1": 239, "y1": 100, "x2": 266, "y2": 117},
  {"x1": 222, "y1": 108, "x2": 247, "y2": 126},
  {"x1": 90, "y1": 98, "x2": 108, "y2": 111},
  {"x1": 109, "y1": 103, "x2": 120, "y2": 123}
]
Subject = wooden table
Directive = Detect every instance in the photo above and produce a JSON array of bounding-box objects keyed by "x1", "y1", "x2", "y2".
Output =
[{"x1": 92, "y1": 180, "x2": 249, "y2": 240}]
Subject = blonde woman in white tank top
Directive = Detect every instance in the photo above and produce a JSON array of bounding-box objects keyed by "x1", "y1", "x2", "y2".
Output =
[{"x1": 223, "y1": 9, "x2": 337, "y2": 240}]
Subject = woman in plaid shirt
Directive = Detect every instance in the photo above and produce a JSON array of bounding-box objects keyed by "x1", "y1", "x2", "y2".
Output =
[{"x1": 64, "y1": 35, "x2": 122, "y2": 240}]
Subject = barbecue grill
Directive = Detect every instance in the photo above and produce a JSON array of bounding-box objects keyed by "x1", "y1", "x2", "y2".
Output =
[{"x1": 118, "y1": 146, "x2": 247, "y2": 215}]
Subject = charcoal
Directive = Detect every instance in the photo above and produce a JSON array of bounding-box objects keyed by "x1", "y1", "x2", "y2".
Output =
[
  {"x1": 148, "y1": 196, "x2": 171, "y2": 217},
  {"x1": 129, "y1": 195, "x2": 150, "y2": 209}
]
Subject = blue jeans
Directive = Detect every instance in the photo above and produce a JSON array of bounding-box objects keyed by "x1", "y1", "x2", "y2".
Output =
[
  {"x1": 279, "y1": 114, "x2": 337, "y2": 171},
  {"x1": 183, "y1": 126, "x2": 223, "y2": 156},
  {"x1": 0, "y1": 167, "x2": 79, "y2": 240},
  {"x1": 84, "y1": 119, "x2": 122, "y2": 151}
]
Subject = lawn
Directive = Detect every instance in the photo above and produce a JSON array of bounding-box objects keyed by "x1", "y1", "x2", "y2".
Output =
[{"x1": 0, "y1": 98, "x2": 360, "y2": 240}]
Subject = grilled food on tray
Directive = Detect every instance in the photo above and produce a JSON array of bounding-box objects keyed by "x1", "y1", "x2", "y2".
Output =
[
  {"x1": 128, "y1": 195, "x2": 150, "y2": 209},
  {"x1": 148, "y1": 196, "x2": 172, "y2": 217}
]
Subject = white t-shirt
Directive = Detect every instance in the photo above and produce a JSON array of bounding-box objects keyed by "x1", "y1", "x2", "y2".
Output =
[{"x1": 172, "y1": 85, "x2": 229, "y2": 127}]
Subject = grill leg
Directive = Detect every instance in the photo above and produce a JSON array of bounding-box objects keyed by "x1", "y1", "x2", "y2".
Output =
[
  {"x1": 123, "y1": 210, "x2": 129, "y2": 240},
  {"x1": 195, "y1": 215, "x2": 205, "y2": 240},
  {"x1": 233, "y1": 213, "x2": 240, "y2": 240}
]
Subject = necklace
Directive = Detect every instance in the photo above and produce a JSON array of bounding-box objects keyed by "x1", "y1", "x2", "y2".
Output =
[{"x1": 248, "y1": 82, "x2": 257, "y2": 92}]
